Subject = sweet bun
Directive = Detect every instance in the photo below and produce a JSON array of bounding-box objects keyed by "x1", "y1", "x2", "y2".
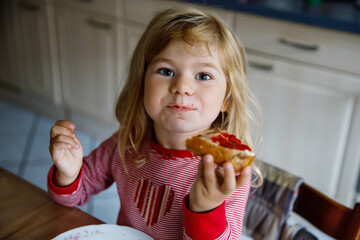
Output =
[{"x1": 186, "y1": 131, "x2": 255, "y2": 172}]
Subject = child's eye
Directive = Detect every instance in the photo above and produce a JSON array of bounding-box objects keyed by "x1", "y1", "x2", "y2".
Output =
[
  {"x1": 158, "y1": 68, "x2": 174, "y2": 77},
  {"x1": 195, "y1": 72, "x2": 212, "y2": 81}
]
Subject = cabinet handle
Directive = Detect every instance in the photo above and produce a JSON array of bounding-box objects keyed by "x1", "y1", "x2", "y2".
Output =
[
  {"x1": 279, "y1": 36, "x2": 319, "y2": 51},
  {"x1": 19, "y1": 1, "x2": 40, "y2": 12},
  {"x1": 248, "y1": 61, "x2": 274, "y2": 71},
  {"x1": 87, "y1": 19, "x2": 111, "y2": 30}
]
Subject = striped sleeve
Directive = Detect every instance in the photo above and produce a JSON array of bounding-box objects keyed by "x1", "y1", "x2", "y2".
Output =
[
  {"x1": 182, "y1": 175, "x2": 251, "y2": 239},
  {"x1": 47, "y1": 165, "x2": 82, "y2": 195}
]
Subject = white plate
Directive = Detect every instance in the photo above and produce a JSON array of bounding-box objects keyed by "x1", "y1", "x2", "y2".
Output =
[{"x1": 52, "y1": 224, "x2": 154, "y2": 240}]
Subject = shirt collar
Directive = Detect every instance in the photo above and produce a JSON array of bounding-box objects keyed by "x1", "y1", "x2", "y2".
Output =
[{"x1": 150, "y1": 137, "x2": 196, "y2": 160}]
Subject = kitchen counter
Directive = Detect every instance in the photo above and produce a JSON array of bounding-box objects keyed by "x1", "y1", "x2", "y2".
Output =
[{"x1": 181, "y1": 0, "x2": 360, "y2": 34}]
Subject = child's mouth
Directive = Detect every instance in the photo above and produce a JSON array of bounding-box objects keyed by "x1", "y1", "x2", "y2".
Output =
[{"x1": 167, "y1": 104, "x2": 195, "y2": 112}]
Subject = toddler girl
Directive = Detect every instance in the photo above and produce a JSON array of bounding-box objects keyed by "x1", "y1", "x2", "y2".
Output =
[{"x1": 48, "y1": 7, "x2": 262, "y2": 239}]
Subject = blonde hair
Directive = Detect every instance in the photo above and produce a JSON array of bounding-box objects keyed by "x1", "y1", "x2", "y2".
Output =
[{"x1": 115, "y1": 7, "x2": 262, "y2": 186}]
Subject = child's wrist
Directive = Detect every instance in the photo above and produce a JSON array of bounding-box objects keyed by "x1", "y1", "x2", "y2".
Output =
[
  {"x1": 53, "y1": 169, "x2": 79, "y2": 187},
  {"x1": 189, "y1": 198, "x2": 222, "y2": 213}
]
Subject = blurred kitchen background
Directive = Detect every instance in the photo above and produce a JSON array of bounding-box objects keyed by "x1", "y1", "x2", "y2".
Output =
[{"x1": 1, "y1": 0, "x2": 360, "y2": 225}]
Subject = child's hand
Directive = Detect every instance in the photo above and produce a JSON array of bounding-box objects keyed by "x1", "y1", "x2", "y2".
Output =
[
  {"x1": 49, "y1": 120, "x2": 83, "y2": 186},
  {"x1": 189, "y1": 154, "x2": 251, "y2": 212}
]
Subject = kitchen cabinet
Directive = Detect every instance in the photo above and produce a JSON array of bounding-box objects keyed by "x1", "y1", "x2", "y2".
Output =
[
  {"x1": 234, "y1": 12, "x2": 360, "y2": 207},
  {"x1": 247, "y1": 53, "x2": 359, "y2": 202},
  {"x1": 14, "y1": 0, "x2": 61, "y2": 105},
  {"x1": 54, "y1": 1, "x2": 127, "y2": 134}
]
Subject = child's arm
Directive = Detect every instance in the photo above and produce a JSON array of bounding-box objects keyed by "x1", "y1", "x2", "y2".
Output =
[
  {"x1": 47, "y1": 130, "x2": 116, "y2": 207},
  {"x1": 184, "y1": 154, "x2": 251, "y2": 239},
  {"x1": 49, "y1": 120, "x2": 83, "y2": 186}
]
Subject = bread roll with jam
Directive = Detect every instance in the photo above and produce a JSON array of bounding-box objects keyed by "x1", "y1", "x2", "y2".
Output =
[{"x1": 186, "y1": 131, "x2": 255, "y2": 172}]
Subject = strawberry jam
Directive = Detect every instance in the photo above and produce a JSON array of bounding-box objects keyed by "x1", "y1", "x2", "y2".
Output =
[{"x1": 211, "y1": 132, "x2": 252, "y2": 151}]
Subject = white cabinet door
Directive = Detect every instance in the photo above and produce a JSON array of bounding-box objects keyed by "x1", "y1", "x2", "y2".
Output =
[
  {"x1": 56, "y1": 8, "x2": 123, "y2": 124},
  {"x1": 247, "y1": 54, "x2": 360, "y2": 205},
  {"x1": 16, "y1": 0, "x2": 60, "y2": 104}
]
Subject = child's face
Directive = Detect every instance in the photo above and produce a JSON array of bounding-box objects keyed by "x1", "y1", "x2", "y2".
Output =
[{"x1": 144, "y1": 39, "x2": 227, "y2": 137}]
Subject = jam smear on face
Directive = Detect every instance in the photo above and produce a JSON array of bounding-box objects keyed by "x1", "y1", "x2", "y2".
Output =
[{"x1": 211, "y1": 132, "x2": 252, "y2": 151}]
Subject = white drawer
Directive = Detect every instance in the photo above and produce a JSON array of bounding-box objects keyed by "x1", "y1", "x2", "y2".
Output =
[
  {"x1": 234, "y1": 12, "x2": 360, "y2": 76},
  {"x1": 54, "y1": 0, "x2": 124, "y2": 18}
]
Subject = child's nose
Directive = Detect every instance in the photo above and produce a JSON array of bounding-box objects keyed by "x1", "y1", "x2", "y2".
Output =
[{"x1": 169, "y1": 74, "x2": 195, "y2": 96}]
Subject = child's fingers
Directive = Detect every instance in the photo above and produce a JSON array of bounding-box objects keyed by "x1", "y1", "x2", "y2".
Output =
[
  {"x1": 51, "y1": 135, "x2": 80, "y2": 149},
  {"x1": 50, "y1": 142, "x2": 73, "y2": 156},
  {"x1": 55, "y1": 120, "x2": 75, "y2": 129},
  {"x1": 221, "y1": 162, "x2": 236, "y2": 194},
  {"x1": 202, "y1": 154, "x2": 217, "y2": 189},
  {"x1": 72, "y1": 133, "x2": 81, "y2": 145},
  {"x1": 235, "y1": 166, "x2": 251, "y2": 188},
  {"x1": 50, "y1": 124, "x2": 75, "y2": 139}
]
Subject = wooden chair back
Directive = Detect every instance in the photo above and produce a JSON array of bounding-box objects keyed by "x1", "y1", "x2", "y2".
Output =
[{"x1": 293, "y1": 183, "x2": 360, "y2": 240}]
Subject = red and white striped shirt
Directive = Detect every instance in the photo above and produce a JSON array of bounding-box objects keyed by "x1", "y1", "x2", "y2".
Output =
[{"x1": 48, "y1": 132, "x2": 250, "y2": 239}]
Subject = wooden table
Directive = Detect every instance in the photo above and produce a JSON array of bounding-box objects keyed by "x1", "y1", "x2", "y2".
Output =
[{"x1": 0, "y1": 168, "x2": 103, "y2": 239}]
